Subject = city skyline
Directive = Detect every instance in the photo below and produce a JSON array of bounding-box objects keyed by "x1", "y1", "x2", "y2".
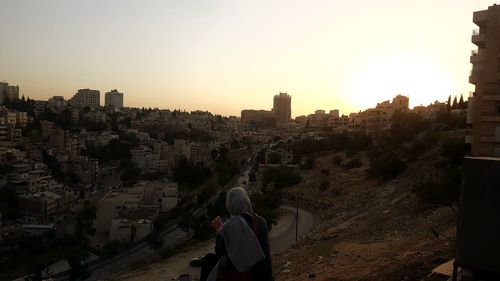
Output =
[{"x1": 0, "y1": 0, "x2": 497, "y2": 117}]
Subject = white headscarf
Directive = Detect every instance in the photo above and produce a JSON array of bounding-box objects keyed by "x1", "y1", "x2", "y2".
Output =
[
  {"x1": 207, "y1": 187, "x2": 265, "y2": 281},
  {"x1": 225, "y1": 187, "x2": 253, "y2": 215}
]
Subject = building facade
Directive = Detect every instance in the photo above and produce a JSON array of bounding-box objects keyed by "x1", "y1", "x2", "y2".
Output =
[
  {"x1": 469, "y1": 5, "x2": 500, "y2": 157},
  {"x1": 69, "y1": 89, "x2": 100, "y2": 108},
  {"x1": 241, "y1": 109, "x2": 276, "y2": 128},
  {"x1": 105, "y1": 89, "x2": 124, "y2": 108},
  {"x1": 273, "y1": 92, "x2": 292, "y2": 125},
  {"x1": 0, "y1": 82, "x2": 19, "y2": 102}
]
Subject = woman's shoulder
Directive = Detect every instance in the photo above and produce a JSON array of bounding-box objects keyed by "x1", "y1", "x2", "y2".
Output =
[{"x1": 254, "y1": 214, "x2": 269, "y2": 231}]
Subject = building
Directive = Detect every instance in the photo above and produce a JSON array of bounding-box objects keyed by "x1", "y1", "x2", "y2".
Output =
[
  {"x1": 273, "y1": 92, "x2": 292, "y2": 125},
  {"x1": 104, "y1": 89, "x2": 124, "y2": 109},
  {"x1": 135, "y1": 181, "x2": 178, "y2": 212},
  {"x1": 109, "y1": 206, "x2": 158, "y2": 242},
  {"x1": 95, "y1": 192, "x2": 144, "y2": 234},
  {"x1": 0, "y1": 82, "x2": 19, "y2": 102},
  {"x1": 469, "y1": 5, "x2": 500, "y2": 157},
  {"x1": 48, "y1": 96, "x2": 67, "y2": 109},
  {"x1": 18, "y1": 192, "x2": 63, "y2": 220},
  {"x1": 68, "y1": 89, "x2": 100, "y2": 108},
  {"x1": 241, "y1": 110, "x2": 276, "y2": 128}
]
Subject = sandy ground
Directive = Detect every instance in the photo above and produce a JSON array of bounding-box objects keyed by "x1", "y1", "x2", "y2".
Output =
[{"x1": 111, "y1": 208, "x2": 298, "y2": 281}]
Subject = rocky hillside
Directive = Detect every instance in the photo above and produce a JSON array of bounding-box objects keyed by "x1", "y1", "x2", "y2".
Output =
[{"x1": 273, "y1": 147, "x2": 457, "y2": 281}]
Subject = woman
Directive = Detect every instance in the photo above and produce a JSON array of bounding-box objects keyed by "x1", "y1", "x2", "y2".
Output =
[{"x1": 206, "y1": 187, "x2": 273, "y2": 281}]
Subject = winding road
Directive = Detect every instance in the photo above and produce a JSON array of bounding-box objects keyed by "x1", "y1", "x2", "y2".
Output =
[{"x1": 270, "y1": 206, "x2": 320, "y2": 254}]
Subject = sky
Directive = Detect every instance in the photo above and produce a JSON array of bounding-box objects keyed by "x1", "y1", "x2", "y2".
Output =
[{"x1": 0, "y1": 0, "x2": 497, "y2": 117}]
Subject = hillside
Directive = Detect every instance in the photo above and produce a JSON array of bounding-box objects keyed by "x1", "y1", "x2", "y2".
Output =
[{"x1": 273, "y1": 147, "x2": 458, "y2": 281}]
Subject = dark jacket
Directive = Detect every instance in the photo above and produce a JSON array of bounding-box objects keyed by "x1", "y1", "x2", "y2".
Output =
[{"x1": 215, "y1": 213, "x2": 273, "y2": 281}]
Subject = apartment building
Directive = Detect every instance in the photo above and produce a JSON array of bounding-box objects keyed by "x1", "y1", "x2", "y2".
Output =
[
  {"x1": 0, "y1": 82, "x2": 19, "y2": 102},
  {"x1": 469, "y1": 4, "x2": 500, "y2": 157},
  {"x1": 273, "y1": 92, "x2": 292, "y2": 125},
  {"x1": 104, "y1": 89, "x2": 124, "y2": 109},
  {"x1": 68, "y1": 89, "x2": 100, "y2": 108},
  {"x1": 95, "y1": 192, "x2": 144, "y2": 233}
]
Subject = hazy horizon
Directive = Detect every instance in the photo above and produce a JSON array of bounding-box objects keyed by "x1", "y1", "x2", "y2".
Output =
[{"x1": 0, "y1": 0, "x2": 496, "y2": 117}]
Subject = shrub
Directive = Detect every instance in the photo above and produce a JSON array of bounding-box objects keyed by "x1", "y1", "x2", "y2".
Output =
[
  {"x1": 267, "y1": 152, "x2": 282, "y2": 164},
  {"x1": 441, "y1": 137, "x2": 465, "y2": 165},
  {"x1": 331, "y1": 186, "x2": 342, "y2": 197},
  {"x1": 368, "y1": 155, "x2": 406, "y2": 180},
  {"x1": 331, "y1": 155, "x2": 343, "y2": 166},
  {"x1": 345, "y1": 149, "x2": 357, "y2": 158},
  {"x1": 319, "y1": 180, "x2": 330, "y2": 191},
  {"x1": 413, "y1": 169, "x2": 461, "y2": 206},
  {"x1": 368, "y1": 142, "x2": 407, "y2": 180},
  {"x1": 301, "y1": 157, "x2": 315, "y2": 170},
  {"x1": 344, "y1": 158, "x2": 362, "y2": 169},
  {"x1": 263, "y1": 167, "x2": 302, "y2": 189}
]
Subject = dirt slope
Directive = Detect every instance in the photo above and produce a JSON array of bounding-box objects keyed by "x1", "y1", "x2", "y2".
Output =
[{"x1": 273, "y1": 151, "x2": 456, "y2": 281}]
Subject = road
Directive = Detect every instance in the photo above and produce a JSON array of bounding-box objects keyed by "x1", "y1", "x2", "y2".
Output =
[
  {"x1": 52, "y1": 146, "x2": 315, "y2": 281},
  {"x1": 74, "y1": 161, "x2": 254, "y2": 280},
  {"x1": 87, "y1": 226, "x2": 189, "y2": 281},
  {"x1": 270, "y1": 206, "x2": 320, "y2": 254}
]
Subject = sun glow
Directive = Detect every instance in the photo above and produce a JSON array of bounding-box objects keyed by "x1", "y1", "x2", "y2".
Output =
[{"x1": 345, "y1": 54, "x2": 455, "y2": 111}]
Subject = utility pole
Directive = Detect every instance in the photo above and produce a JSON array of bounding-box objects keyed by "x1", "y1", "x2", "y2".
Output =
[{"x1": 295, "y1": 189, "x2": 299, "y2": 243}]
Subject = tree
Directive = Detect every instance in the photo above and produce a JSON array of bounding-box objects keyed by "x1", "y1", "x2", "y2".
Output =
[
  {"x1": 391, "y1": 111, "x2": 427, "y2": 142},
  {"x1": 447, "y1": 95, "x2": 452, "y2": 113},
  {"x1": 459, "y1": 94, "x2": 465, "y2": 109},
  {"x1": 452, "y1": 96, "x2": 458, "y2": 109},
  {"x1": 267, "y1": 152, "x2": 281, "y2": 164},
  {"x1": 0, "y1": 183, "x2": 20, "y2": 219},
  {"x1": 174, "y1": 158, "x2": 212, "y2": 188},
  {"x1": 121, "y1": 163, "x2": 142, "y2": 187}
]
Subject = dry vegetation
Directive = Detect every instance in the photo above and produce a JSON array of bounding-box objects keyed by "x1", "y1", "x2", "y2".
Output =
[{"x1": 273, "y1": 149, "x2": 457, "y2": 281}]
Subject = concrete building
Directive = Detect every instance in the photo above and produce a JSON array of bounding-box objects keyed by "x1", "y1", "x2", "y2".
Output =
[
  {"x1": 48, "y1": 96, "x2": 67, "y2": 109},
  {"x1": 273, "y1": 92, "x2": 292, "y2": 125},
  {"x1": 469, "y1": 5, "x2": 500, "y2": 157},
  {"x1": 95, "y1": 192, "x2": 144, "y2": 234},
  {"x1": 0, "y1": 82, "x2": 19, "y2": 102},
  {"x1": 348, "y1": 112, "x2": 367, "y2": 133},
  {"x1": 241, "y1": 110, "x2": 276, "y2": 128},
  {"x1": 109, "y1": 206, "x2": 158, "y2": 242},
  {"x1": 68, "y1": 89, "x2": 100, "y2": 108},
  {"x1": 18, "y1": 192, "x2": 63, "y2": 220},
  {"x1": 135, "y1": 181, "x2": 178, "y2": 212},
  {"x1": 105, "y1": 89, "x2": 124, "y2": 109}
]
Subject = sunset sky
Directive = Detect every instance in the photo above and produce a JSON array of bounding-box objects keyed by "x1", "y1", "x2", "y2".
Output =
[{"x1": 0, "y1": 0, "x2": 496, "y2": 117}]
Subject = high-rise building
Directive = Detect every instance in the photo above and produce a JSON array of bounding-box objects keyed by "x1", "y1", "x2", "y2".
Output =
[
  {"x1": 68, "y1": 89, "x2": 100, "y2": 108},
  {"x1": 273, "y1": 92, "x2": 291, "y2": 125},
  {"x1": 469, "y1": 5, "x2": 500, "y2": 157},
  {"x1": 105, "y1": 89, "x2": 124, "y2": 108},
  {"x1": 0, "y1": 82, "x2": 19, "y2": 103}
]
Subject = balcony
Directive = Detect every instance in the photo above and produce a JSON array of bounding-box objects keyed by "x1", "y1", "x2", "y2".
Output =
[
  {"x1": 481, "y1": 115, "x2": 500, "y2": 122},
  {"x1": 472, "y1": 29, "x2": 486, "y2": 48},
  {"x1": 469, "y1": 74, "x2": 478, "y2": 85},
  {"x1": 473, "y1": 10, "x2": 488, "y2": 27},
  {"x1": 470, "y1": 50, "x2": 484, "y2": 64},
  {"x1": 480, "y1": 136, "x2": 500, "y2": 143},
  {"x1": 469, "y1": 69, "x2": 482, "y2": 85},
  {"x1": 483, "y1": 95, "x2": 500, "y2": 101}
]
